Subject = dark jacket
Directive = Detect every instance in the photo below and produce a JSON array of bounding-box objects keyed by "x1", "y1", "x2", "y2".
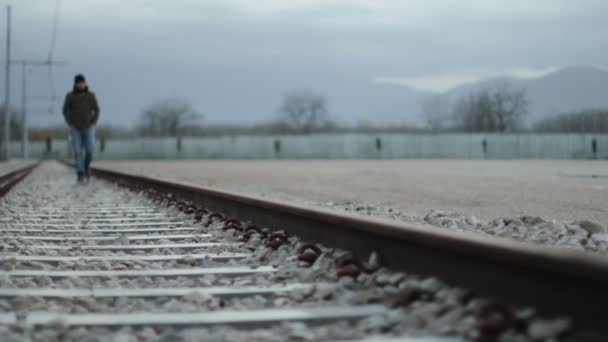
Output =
[{"x1": 62, "y1": 87, "x2": 100, "y2": 129}]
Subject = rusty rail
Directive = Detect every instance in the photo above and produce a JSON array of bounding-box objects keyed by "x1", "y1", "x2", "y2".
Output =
[
  {"x1": 0, "y1": 162, "x2": 39, "y2": 198},
  {"x1": 78, "y1": 162, "x2": 608, "y2": 334}
]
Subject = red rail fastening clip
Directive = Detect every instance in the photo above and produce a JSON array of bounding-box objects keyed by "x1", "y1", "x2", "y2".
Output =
[
  {"x1": 184, "y1": 205, "x2": 197, "y2": 215},
  {"x1": 265, "y1": 232, "x2": 289, "y2": 250},
  {"x1": 194, "y1": 208, "x2": 210, "y2": 222},
  {"x1": 297, "y1": 242, "x2": 322, "y2": 264},
  {"x1": 176, "y1": 202, "x2": 188, "y2": 212},
  {"x1": 204, "y1": 213, "x2": 226, "y2": 227},
  {"x1": 475, "y1": 302, "x2": 526, "y2": 336},
  {"x1": 335, "y1": 255, "x2": 370, "y2": 278},
  {"x1": 222, "y1": 219, "x2": 243, "y2": 231},
  {"x1": 242, "y1": 225, "x2": 266, "y2": 240},
  {"x1": 166, "y1": 199, "x2": 177, "y2": 208}
]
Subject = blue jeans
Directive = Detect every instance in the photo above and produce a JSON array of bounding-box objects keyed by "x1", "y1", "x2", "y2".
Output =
[{"x1": 71, "y1": 127, "x2": 95, "y2": 176}]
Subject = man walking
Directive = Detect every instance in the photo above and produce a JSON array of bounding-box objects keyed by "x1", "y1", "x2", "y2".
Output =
[{"x1": 63, "y1": 74, "x2": 100, "y2": 183}]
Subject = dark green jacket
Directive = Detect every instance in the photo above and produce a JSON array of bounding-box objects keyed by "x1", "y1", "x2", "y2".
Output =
[{"x1": 62, "y1": 87, "x2": 100, "y2": 129}]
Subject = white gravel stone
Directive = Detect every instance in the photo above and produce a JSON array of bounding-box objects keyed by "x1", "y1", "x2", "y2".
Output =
[
  {"x1": 528, "y1": 317, "x2": 571, "y2": 339},
  {"x1": 326, "y1": 202, "x2": 608, "y2": 254}
]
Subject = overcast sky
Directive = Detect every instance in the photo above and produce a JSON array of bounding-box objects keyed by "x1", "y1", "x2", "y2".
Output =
[{"x1": 1, "y1": 0, "x2": 608, "y2": 127}]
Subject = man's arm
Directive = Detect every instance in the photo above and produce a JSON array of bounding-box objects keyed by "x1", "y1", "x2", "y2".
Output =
[
  {"x1": 62, "y1": 93, "x2": 74, "y2": 127},
  {"x1": 90, "y1": 92, "x2": 100, "y2": 125}
]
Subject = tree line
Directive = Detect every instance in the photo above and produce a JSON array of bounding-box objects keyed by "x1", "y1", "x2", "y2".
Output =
[
  {"x1": 533, "y1": 109, "x2": 608, "y2": 133},
  {"x1": 137, "y1": 86, "x2": 530, "y2": 137},
  {"x1": 9, "y1": 83, "x2": 608, "y2": 141}
]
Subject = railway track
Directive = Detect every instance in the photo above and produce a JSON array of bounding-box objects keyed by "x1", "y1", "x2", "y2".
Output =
[
  {"x1": 0, "y1": 161, "x2": 606, "y2": 341},
  {"x1": 0, "y1": 162, "x2": 38, "y2": 198}
]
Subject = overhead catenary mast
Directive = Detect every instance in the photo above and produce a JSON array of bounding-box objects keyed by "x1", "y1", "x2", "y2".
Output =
[
  {"x1": 1, "y1": 5, "x2": 11, "y2": 161},
  {"x1": 20, "y1": 61, "x2": 25, "y2": 158},
  {"x1": 2, "y1": 0, "x2": 66, "y2": 160},
  {"x1": 12, "y1": 60, "x2": 67, "y2": 159}
]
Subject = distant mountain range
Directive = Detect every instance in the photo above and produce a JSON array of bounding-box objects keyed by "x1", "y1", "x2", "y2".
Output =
[{"x1": 317, "y1": 66, "x2": 608, "y2": 128}]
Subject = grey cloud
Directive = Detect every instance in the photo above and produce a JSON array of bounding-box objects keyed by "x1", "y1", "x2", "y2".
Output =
[{"x1": 2, "y1": 0, "x2": 607, "y2": 127}]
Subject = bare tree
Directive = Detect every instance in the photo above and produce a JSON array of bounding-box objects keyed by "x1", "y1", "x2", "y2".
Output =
[
  {"x1": 452, "y1": 82, "x2": 528, "y2": 132},
  {"x1": 491, "y1": 81, "x2": 528, "y2": 132},
  {"x1": 453, "y1": 90, "x2": 495, "y2": 132},
  {"x1": 136, "y1": 99, "x2": 202, "y2": 137},
  {"x1": 279, "y1": 90, "x2": 330, "y2": 134},
  {"x1": 422, "y1": 94, "x2": 451, "y2": 132}
]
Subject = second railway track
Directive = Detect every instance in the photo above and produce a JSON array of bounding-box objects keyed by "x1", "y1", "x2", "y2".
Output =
[{"x1": 0, "y1": 161, "x2": 606, "y2": 341}]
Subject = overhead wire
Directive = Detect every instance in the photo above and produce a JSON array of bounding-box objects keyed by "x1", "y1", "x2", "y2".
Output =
[{"x1": 47, "y1": 0, "x2": 62, "y2": 114}]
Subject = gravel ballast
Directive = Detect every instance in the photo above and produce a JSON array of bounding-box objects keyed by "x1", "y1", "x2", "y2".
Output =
[{"x1": 0, "y1": 162, "x2": 583, "y2": 341}]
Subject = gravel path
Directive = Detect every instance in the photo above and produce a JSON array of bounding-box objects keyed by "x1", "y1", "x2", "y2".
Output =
[
  {"x1": 95, "y1": 160, "x2": 608, "y2": 255},
  {"x1": 0, "y1": 162, "x2": 579, "y2": 341}
]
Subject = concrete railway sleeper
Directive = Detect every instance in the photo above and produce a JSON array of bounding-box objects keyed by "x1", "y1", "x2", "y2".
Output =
[
  {"x1": 0, "y1": 161, "x2": 603, "y2": 341},
  {"x1": 0, "y1": 227, "x2": 199, "y2": 234}
]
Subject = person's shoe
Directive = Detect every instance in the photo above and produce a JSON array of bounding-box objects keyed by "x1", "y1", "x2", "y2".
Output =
[{"x1": 77, "y1": 174, "x2": 85, "y2": 184}]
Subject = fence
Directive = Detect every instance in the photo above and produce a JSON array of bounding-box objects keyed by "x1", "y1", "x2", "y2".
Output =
[{"x1": 9, "y1": 133, "x2": 608, "y2": 160}]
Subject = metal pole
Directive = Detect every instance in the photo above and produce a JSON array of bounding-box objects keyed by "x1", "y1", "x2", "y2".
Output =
[
  {"x1": 581, "y1": 113, "x2": 585, "y2": 134},
  {"x1": 10, "y1": 59, "x2": 67, "y2": 156},
  {"x1": 1, "y1": 5, "x2": 11, "y2": 161},
  {"x1": 21, "y1": 61, "x2": 27, "y2": 159}
]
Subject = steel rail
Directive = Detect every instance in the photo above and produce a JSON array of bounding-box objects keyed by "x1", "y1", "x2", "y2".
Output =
[
  {"x1": 0, "y1": 161, "x2": 39, "y2": 197},
  {"x1": 87, "y1": 162, "x2": 608, "y2": 333}
]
